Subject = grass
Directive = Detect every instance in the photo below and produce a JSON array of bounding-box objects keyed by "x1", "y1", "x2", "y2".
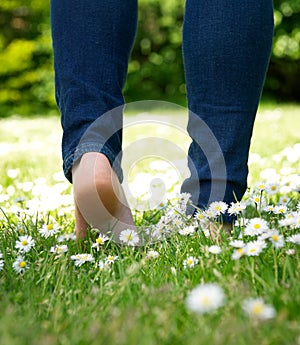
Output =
[{"x1": 0, "y1": 102, "x2": 300, "y2": 345}]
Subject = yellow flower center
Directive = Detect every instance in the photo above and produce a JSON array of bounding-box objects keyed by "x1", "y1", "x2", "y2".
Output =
[
  {"x1": 272, "y1": 235, "x2": 279, "y2": 241},
  {"x1": 21, "y1": 240, "x2": 28, "y2": 246},
  {"x1": 19, "y1": 261, "x2": 26, "y2": 268},
  {"x1": 215, "y1": 205, "x2": 221, "y2": 211},
  {"x1": 271, "y1": 186, "x2": 276, "y2": 191},
  {"x1": 249, "y1": 248, "x2": 257, "y2": 253},
  {"x1": 47, "y1": 224, "x2": 54, "y2": 231},
  {"x1": 237, "y1": 248, "x2": 244, "y2": 254},
  {"x1": 96, "y1": 238, "x2": 103, "y2": 244},
  {"x1": 254, "y1": 223, "x2": 261, "y2": 229},
  {"x1": 126, "y1": 234, "x2": 133, "y2": 241},
  {"x1": 252, "y1": 302, "x2": 264, "y2": 315},
  {"x1": 201, "y1": 296, "x2": 210, "y2": 305},
  {"x1": 187, "y1": 259, "x2": 193, "y2": 265}
]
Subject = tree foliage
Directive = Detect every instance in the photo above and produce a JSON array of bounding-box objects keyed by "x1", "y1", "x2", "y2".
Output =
[{"x1": 0, "y1": 0, "x2": 299, "y2": 116}]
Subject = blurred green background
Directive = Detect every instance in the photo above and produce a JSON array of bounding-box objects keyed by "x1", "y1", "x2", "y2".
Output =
[{"x1": 0, "y1": 0, "x2": 299, "y2": 116}]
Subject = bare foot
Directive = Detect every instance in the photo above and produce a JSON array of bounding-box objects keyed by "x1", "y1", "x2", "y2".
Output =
[{"x1": 72, "y1": 152, "x2": 136, "y2": 241}]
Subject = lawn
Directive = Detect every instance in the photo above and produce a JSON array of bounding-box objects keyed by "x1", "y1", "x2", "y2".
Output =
[{"x1": 0, "y1": 102, "x2": 300, "y2": 345}]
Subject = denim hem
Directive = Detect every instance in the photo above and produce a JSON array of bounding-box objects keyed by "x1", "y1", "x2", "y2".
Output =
[{"x1": 63, "y1": 142, "x2": 123, "y2": 184}]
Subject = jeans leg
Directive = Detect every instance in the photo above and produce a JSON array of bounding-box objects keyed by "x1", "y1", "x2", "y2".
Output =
[
  {"x1": 50, "y1": 0, "x2": 138, "y2": 182},
  {"x1": 181, "y1": 0, "x2": 274, "y2": 221}
]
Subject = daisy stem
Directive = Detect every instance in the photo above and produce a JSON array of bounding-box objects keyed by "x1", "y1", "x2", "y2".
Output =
[
  {"x1": 251, "y1": 258, "x2": 256, "y2": 289},
  {"x1": 273, "y1": 247, "x2": 279, "y2": 287}
]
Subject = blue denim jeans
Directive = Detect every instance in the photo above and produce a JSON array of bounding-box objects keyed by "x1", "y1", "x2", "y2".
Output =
[{"x1": 51, "y1": 0, "x2": 274, "y2": 222}]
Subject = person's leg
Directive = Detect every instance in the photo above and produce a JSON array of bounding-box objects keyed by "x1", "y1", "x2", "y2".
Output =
[
  {"x1": 181, "y1": 0, "x2": 274, "y2": 224},
  {"x1": 51, "y1": 0, "x2": 138, "y2": 239}
]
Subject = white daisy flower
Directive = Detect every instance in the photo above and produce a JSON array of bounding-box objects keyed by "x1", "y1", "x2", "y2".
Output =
[
  {"x1": 208, "y1": 245, "x2": 222, "y2": 255},
  {"x1": 231, "y1": 247, "x2": 245, "y2": 260},
  {"x1": 98, "y1": 260, "x2": 107, "y2": 271},
  {"x1": 92, "y1": 233, "x2": 110, "y2": 251},
  {"x1": 285, "y1": 249, "x2": 295, "y2": 255},
  {"x1": 265, "y1": 205, "x2": 275, "y2": 213},
  {"x1": 186, "y1": 283, "x2": 226, "y2": 314},
  {"x1": 244, "y1": 240, "x2": 266, "y2": 256},
  {"x1": 244, "y1": 218, "x2": 269, "y2": 236},
  {"x1": 178, "y1": 225, "x2": 195, "y2": 236},
  {"x1": 70, "y1": 253, "x2": 94, "y2": 267},
  {"x1": 208, "y1": 201, "x2": 228, "y2": 216},
  {"x1": 286, "y1": 234, "x2": 300, "y2": 244},
  {"x1": 39, "y1": 223, "x2": 60, "y2": 238},
  {"x1": 105, "y1": 255, "x2": 118, "y2": 265},
  {"x1": 268, "y1": 231, "x2": 284, "y2": 248},
  {"x1": 265, "y1": 181, "x2": 280, "y2": 195},
  {"x1": 119, "y1": 229, "x2": 140, "y2": 246},
  {"x1": 279, "y1": 196, "x2": 290, "y2": 205},
  {"x1": 50, "y1": 245, "x2": 68, "y2": 254},
  {"x1": 278, "y1": 212, "x2": 298, "y2": 228},
  {"x1": 194, "y1": 210, "x2": 205, "y2": 222},
  {"x1": 228, "y1": 201, "x2": 246, "y2": 216},
  {"x1": 183, "y1": 256, "x2": 199, "y2": 269},
  {"x1": 229, "y1": 240, "x2": 245, "y2": 248},
  {"x1": 57, "y1": 233, "x2": 76, "y2": 242},
  {"x1": 242, "y1": 298, "x2": 276, "y2": 320},
  {"x1": 13, "y1": 256, "x2": 29, "y2": 274},
  {"x1": 272, "y1": 205, "x2": 288, "y2": 215},
  {"x1": 15, "y1": 235, "x2": 35, "y2": 253},
  {"x1": 256, "y1": 182, "x2": 267, "y2": 191},
  {"x1": 146, "y1": 249, "x2": 159, "y2": 260}
]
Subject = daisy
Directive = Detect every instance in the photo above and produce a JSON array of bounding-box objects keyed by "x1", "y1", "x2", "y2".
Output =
[
  {"x1": 13, "y1": 256, "x2": 29, "y2": 274},
  {"x1": 286, "y1": 234, "x2": 300, "y2": 244},
  {"x1": 57, "y1": 233, "x2": 76, "y2": 242},
  {"x1": 98, "y1": 260, "x2": 107, "y2": 271},
  {"x1": 208, "y1": 245, "x2": 221, "y2": 255},
  {"x1": 265, "y1": 181, "x2": 280, "y2": 195},
  {"x1": 92, "y1": 233, "x2": 110, "y2": 251},
  {"x1": 272, "y1": 205, "x2": 287, "y2": 215},
  {"x1": 39, "y1": 222, "x2": 60, "y2": 238},
  {"x1": 244, "y1": 240, "x2": 266, "y2": 256},
  {"x1": 279, "y1": 196, "x2": 290, "y2": 205},
  {"x1": 186, "y1": 283, "x2": 226, "y2": 314},
  {"x1": 268, "y1": 232, "x2": 284, "y2": 248},
  {"x1": 231, "y1": 247, "x2": 245, "y2": 260},
  {"x1": 208, "y1": 201, "x2": 228, "y2": 216},
  {"x1": 105, "y1": 255, "x2": 118, "y2": 265},
  {"x1": 242, "y1": 298, "x2": 276, "y2": 320},
  {"x1": 50, "y1": 245, "x2": 68, "y2": 254},
  {"x1": 173, "y1": 217, "x2": 184, "y2": 228},
  {"x1": 285, "y1": 249, "x2": 295, "y2": 255},
  {"x1": 194, "y1": 210, "x2": 205, "y2": 221},
  {"x1": 178, "y1": 225, "x2": 195, "y2": 236},
  {"x1": 183, "y1": 256, "x2": 199, "y2": 269},
  {"x1": 15, "y1": 235, "x2": 35, "y2": 253},
  {"x1": 70, "y1": 253, "x2": 94, "y2": 267},
  {"x1": 244, "y1": 218, "x2": 269, "y2": 236},
  {"x1": 229, "y1": 240, "x2": 245, "y2": 248},
  {"x1": 256, "y1": 182, "x2": 267, "y2": 191},
  {"x1": 146, "y1": 249, "x2": 159, "y2": 260},
  {"x1": 119, "y1": 229, "x2": 140, "y2": 246},
  {"x1": 228, "y1": 201, "x2": 246, "y2": 216}
]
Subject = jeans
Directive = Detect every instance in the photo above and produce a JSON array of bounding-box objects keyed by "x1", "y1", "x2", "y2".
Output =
[{"x1": 51, "y1": 0, "x2": 274, "y2": 222}]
